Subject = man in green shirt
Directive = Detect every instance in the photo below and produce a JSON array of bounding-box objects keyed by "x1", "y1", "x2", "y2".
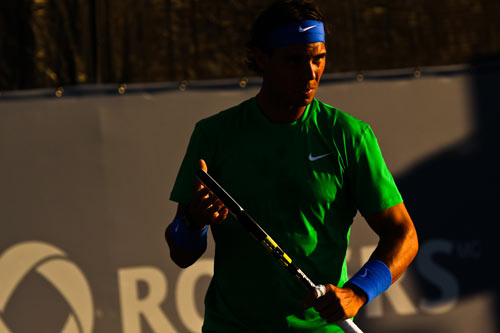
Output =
[{"x1": 166, "y1": 0, "x2": 418, "y2": 332}]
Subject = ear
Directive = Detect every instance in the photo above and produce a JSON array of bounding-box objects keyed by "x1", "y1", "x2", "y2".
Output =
[{"x1": 255, "y1": 48, "x2": 270, "y2": 73}]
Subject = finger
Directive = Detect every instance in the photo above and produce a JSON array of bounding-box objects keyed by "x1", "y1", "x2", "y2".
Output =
[
  {"x1": 193, "y1": 178, "x2": 208, "y2": 195},
  {"x1": 212, "y1": 199, "x2": 225, "y2": 212},
  {"x1": 302, "y1": 283, "x2": 332, "y2": 308},
  {"x1": 205, "y1": 199, "x2": 224, "y2": 217},
  {"x1": 208, "y1": 197, "x2": 224, "y2": 209},
  {"x1": 206, "y1": 201, "x2": 227, "y2": 220},
  {"x1": 193, "y1": 187, "x2": 212, "y2": 206},
  {"x1": 213, "y1": 207, "x2": 229, "y2": 224},
  {"x1": 314, "y1": 295, "x2": 337, "y2": 312},
  {"x1": 219, "y1": 207, "x2": 229, "y2": 218},
  {"x1": 199, "y1": 159, "x2": 208, "y2": 172},
  {"x1": 325, "y1": 312, "x2": 345, "y2": 323},
  {"x1": 193, "y1": 178, "x2": 204, "y2": 193},
  {"x1": 194, "y1": 180, "x2": 210, "y2": 198},
  {"x1": 301, "y1": 289, "x2": 318, "y2": 308},
  {"x1": 195, "y1": 185, "x2": 210, "y2": 196},
  {"x1": 193, "y1": 159, "x2": 208, "y2": 193},
  {"x1": 200, "y1": 193, "x2": 221, "y2": 211},
  {"x1": 319, "y1": 307, "x2": 345, "y2": 323},
  {"x1": 314, "y1": 289, "x2": 341, "y2": 312}
]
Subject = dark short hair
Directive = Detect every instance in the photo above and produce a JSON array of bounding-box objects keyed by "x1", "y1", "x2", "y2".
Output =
[{"x1": 246, "y1": 0, "x2": 326, "y2": 74}]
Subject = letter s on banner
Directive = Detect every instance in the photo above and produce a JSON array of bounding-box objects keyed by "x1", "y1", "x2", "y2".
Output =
[{"x1": 417, "y1": 239, "x2": 459, "y2": 314}]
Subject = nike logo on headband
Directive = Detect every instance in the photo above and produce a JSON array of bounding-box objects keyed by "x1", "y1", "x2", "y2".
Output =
[
  {"x1": 270, "y1": 20, "x2": 325, "y2": 47},
  {"x1": 298, "y1": 25, "x2": 317, "y2": 32}
]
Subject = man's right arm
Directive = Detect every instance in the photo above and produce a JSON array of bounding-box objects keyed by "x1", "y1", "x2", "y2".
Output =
[{"x1": 165, "y1": 159, "x2": 228, "y2": 268}]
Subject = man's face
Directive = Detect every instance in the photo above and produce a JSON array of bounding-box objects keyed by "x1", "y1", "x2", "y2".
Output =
[{"x1": 260, "y1": 42, "x2": 327, "y2": 107}]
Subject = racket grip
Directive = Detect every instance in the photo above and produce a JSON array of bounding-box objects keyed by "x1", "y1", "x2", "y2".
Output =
[
  {"x1": 314, "y1": 285, "x2": 364, "y2": 333},
  {"x1": 337, "y1": 319, "x2": 364, "y2": 333}
]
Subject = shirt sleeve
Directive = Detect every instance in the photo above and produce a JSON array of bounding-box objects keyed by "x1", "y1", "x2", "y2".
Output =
[
  {"x1": 170, "y1": 122, "x2": 214, "y2": 205},
  {"x1": 351, "y1": 125, "x2": 403, "y2": 216}
]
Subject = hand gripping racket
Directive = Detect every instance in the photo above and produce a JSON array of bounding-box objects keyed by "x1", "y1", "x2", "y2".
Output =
[{"x1": 197, "y1": 169, "x2": 363, "y2": 333}]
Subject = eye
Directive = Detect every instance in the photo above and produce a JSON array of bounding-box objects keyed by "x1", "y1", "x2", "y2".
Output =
[{"x1": 312, "y1": 54, "x2": 326, "y2": 65}]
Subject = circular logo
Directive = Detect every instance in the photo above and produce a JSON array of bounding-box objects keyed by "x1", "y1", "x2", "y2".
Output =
[{"x1": 0, "y1": 241, "x2": 94, "y2": 333}]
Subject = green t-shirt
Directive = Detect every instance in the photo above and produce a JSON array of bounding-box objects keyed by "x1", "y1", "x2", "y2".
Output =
[{"x1": 170, "y1": 97, "x2": 402, "y2": 332}]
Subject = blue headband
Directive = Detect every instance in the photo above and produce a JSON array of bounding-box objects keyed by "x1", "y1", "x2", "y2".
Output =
[{"x1": 269, "y1": 20, "x2": 325, "y2": 48}]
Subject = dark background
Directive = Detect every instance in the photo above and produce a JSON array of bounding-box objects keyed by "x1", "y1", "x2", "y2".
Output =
[
  {"x1": 1, "y1": 0, "x2": 500, "y2": 91},
  {"x1": 1, "y1": 1, "x2": 500, "y2": 332}
]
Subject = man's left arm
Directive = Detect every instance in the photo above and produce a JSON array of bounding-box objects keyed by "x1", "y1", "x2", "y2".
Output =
[
  {"x1": 305, "y1": 202, "x2": 418, "y2": 322},
  {"x1": 363, "y1": 202, "x2": 418, "y2": 283}
]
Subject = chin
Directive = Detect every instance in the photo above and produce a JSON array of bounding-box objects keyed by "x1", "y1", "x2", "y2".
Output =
[
  {"x1": 298, "y1": 95, "x2": 315, "y2": 106},
  {"x1": 283, "y1": 91, "x2": 316, "y2": 107}
]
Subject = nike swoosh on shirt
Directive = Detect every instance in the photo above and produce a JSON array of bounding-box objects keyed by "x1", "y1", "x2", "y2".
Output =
[
  {"x1": 308, "y1": 152, "x2": 332, "y2": 161},
  {"x1": 298, "y1": 25, "x2": 317, "y2": 32}
]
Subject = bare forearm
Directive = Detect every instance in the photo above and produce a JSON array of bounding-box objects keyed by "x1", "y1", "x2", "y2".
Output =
[
  {"x1": 366, "y1": 203, "x2": 419, "y2": 283},
  {"x1": 370, "y1": 222, "x2": 418, "y2": 283}
]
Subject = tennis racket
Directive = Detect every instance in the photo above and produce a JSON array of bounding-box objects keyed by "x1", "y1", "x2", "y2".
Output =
[{"x1": 196, "y1": 169, "x2": 363, "y2": 333}]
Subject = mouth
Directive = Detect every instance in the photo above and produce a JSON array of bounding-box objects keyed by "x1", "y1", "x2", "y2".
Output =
[{"x1": 301, "y1": 86, "x2": 315, "y2": 96}]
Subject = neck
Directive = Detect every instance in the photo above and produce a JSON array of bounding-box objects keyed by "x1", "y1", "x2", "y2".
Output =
[{"x1": 256, "y1": 90, "x2": 307, "y2": 124}]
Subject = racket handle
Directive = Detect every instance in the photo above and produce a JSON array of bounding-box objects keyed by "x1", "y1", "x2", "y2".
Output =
[
  {"x1": 337, "y1": 319, "x2": 364, "y2": 333},
  {"x1": 315, "y1": 285, "x2": 364, "y2": 333}
]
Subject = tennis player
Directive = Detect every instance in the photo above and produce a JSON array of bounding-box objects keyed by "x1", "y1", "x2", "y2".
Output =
[{"x1": 165, "y1": 0, "x2": 418, "y2": 332}]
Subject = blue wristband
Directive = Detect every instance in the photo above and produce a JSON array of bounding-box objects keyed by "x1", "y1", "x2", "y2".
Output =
[
  {"x1": 169, "y1": 217, "x2": 207, "y2": 252},
  {"x1": 347, "y1": 260, "x2": 392, "y2": 304}
]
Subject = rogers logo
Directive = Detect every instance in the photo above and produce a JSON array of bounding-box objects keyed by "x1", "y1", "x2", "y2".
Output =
[{"x1": 0, "y1": 241, "x2": 94, "y2": 333}]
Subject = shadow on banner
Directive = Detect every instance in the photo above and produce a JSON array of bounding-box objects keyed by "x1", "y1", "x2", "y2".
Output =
[{"x1": 396, "y1": 55, "x2": 500, "y2": 331}]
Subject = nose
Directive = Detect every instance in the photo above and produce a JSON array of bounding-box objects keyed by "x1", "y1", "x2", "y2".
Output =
[{"x1": 300, "y1": 60, "x2": 317, "y2": 81}]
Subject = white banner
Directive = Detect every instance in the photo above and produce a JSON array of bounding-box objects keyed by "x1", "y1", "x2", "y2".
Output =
[{"x1": 1, "y1": 65, "x2": 497, "y2": 332}]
